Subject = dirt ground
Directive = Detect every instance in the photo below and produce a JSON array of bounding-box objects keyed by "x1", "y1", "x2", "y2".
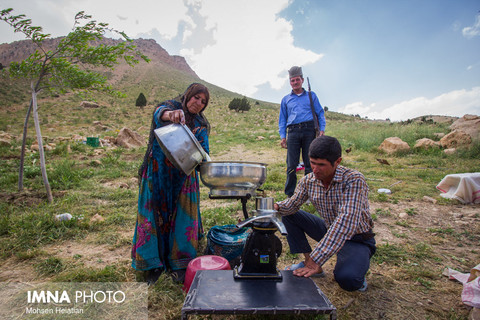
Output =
[{"x1": 1, "y1": 194, "x2": 479, "y2": 319}]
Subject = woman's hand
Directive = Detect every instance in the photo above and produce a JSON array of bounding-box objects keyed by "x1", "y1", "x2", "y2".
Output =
[{"x1": 162, "y1": 110, "x2": 185, "y2": 124}]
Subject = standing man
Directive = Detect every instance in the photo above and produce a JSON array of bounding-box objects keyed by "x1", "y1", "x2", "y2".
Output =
[
  {"x1": 279, "y1": 66, "x2": 326, "y2": 197},
  {"x1": 274, "y1": 136, "x2": 376, "y2": 292}
]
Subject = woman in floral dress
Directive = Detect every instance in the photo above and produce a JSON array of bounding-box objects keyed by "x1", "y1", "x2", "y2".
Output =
[{"x1": 132, "y1": 83, "x2": 210, "y2": 283}]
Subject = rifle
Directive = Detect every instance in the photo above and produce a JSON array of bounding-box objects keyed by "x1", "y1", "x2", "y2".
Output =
[{"x1": 307, "y1": 77, "x2": 320, "y2": 137}]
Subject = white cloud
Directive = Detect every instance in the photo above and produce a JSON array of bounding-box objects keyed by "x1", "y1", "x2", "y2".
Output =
[
  {"x1": 0, "y1": 0, "x2": 191, "y2": 42},
  {"x1": 339, "y1": 87, "x2": 480, "y2": 121},
  {"x1": 1, "y1": 0, "x2": 323, "y2": 99},
  {"x1": 71, "y1": 0, "x2": 191, "y2": 41},
  {"x1": 179, "y1": 0, "x2": 323, "y2": 96},
  {"x1": 462, "y1": 14, "x2": 480, "y2": 38}
]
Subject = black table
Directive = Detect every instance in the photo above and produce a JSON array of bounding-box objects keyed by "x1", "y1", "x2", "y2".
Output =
[{"x1": 181, "y1": 270, "x2": 336, "y2": 319}]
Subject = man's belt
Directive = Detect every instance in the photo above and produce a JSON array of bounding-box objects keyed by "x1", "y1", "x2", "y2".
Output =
[{"x1": 287, "y1": 121, "x2": 315, "y2": 130}]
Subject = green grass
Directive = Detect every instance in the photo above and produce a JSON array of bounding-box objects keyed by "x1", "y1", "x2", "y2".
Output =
[{"x1": 0, "y1": 65, "x2": 478, "y2": 319}]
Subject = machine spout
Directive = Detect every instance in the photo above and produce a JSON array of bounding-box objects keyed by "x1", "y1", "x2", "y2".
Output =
[
  {"x1": 271, "y1": 216, "x2": 287, "y2": 236},
  {"x1": 236, "y1": 215, "x2": 266, "y2": 229},
  {"x1": 236, "y1": 213, "x2": 288, "y2": 236}
]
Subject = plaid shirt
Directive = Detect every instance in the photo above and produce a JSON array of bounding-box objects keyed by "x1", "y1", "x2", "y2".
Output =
[{"x1": 276, "y1": 165, "x2": 374, "y2": 266}]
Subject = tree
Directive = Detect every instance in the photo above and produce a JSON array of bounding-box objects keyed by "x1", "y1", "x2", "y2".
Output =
[
  {"x1": 135, "y1": 92, "x2": 147, "y2": 107},
  {"x1": 239, "y1": 96, "x2": 251, "y2": 112},
  {"x1": 0, "y1": 8, "x2": 149, "y2": 203},
  {"x1": 228, "y1": 96, "x2": 251, "y2": 112}
]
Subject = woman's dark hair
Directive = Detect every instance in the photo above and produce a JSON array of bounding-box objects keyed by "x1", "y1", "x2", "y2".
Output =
[{"x1": 308, "y1": 135, "x2": 342, "y2": 166}]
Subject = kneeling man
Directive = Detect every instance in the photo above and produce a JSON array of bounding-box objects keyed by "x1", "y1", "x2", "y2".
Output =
[{"x1": 274, "y1": 135, "x2": 376, "y2": 291}]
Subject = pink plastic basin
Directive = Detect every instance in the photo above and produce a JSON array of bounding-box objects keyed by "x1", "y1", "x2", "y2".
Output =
[{"x1": 183, "y1": 255, "x2": 231, "y2": 292}]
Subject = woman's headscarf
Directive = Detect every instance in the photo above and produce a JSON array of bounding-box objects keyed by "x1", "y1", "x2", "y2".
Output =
[
  {"x1": 180, "y1": 83, "x2": 210, "y2": 133},
  {"x1": 138, "y1": 83, "x2": 211, "y2": 182}
]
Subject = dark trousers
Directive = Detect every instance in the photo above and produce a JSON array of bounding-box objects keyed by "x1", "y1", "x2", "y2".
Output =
[
  {"x1": 282, "y1": 210, "x2": 376, "y2": 291},
  {"x1": 285, "y1": 123, "x2": 316, "y2": 197}
]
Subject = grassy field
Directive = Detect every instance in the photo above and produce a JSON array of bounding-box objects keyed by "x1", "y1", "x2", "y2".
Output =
[{"x1": 0, "y1": 90, "x2": 479, "y2": 319}]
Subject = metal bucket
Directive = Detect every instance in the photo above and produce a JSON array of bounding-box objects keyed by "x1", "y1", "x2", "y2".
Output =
[{"x1": 154, "y1": 123, "x2": 208, "y2": 175}]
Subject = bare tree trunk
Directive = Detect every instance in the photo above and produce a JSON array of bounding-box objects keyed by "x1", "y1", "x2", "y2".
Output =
[
  {"x1": 18, "y1": 100, "x2": 33, "y2": 192},
  {"x1": 31, "y1": 84, "x2": 53, "y2": 203}
]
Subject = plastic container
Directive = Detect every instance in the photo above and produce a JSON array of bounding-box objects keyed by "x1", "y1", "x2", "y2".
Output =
[
  {"x1": 86, "y1": 137, "x2": 99, "y2": 147},
  {"x1": 183, "y1": 255, "x2": 230, "y2": 293}
]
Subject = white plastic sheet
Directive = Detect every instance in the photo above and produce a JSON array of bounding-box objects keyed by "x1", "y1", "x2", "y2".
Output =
[
  {"x1": 436, "y1": 173, "x2": 480, "y2": 204},
  {"x1": 444, "y1": 264, "x2": 480, "y2": 308}
]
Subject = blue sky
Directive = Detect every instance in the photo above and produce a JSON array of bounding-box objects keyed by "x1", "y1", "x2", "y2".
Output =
[{"x1": 1, "y1": 0, "x2": 479, "y2": 121}]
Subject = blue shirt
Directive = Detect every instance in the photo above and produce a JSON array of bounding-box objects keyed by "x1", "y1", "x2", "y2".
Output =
[{"x1": 278, "y1": 89, "x2": 326, "y2": 139}]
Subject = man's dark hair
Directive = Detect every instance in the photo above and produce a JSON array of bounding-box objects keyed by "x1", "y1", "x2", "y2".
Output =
[{"x1": 309, "y1": 135, "x2": 342, "y2": 166}]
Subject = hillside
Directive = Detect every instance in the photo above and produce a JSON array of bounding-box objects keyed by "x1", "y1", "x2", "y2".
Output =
[{"x1": 1, "y1": 37, "x2": 275, "y2": 111}]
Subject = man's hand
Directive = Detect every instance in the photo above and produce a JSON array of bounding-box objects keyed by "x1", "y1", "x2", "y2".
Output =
[
  {"x1": 292, "y1": 259, "x2": 323, "y2": 278},
  {"x1": 280, "y1": 138, "x2": 287, "y2": 149}
]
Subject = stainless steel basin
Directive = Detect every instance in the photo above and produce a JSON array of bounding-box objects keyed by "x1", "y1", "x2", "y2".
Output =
[{"x1": 199, "y1": 161, "x2": 267, "y2": 196}]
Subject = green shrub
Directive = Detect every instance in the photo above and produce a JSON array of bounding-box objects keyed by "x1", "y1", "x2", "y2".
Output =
[{"x1": 135, "y1": 92, "x2": 147, "y2": 107}]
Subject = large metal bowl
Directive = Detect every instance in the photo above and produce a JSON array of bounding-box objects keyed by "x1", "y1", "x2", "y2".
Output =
[
  {"x1": 154, "y1": 123, "x2": 208, "y2": 175},
  {"x1": 199, "y1": 161, "x2": 267, "y2": 196}
]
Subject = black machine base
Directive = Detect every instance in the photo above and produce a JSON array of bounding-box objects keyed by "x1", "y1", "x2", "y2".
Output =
[
  {"x1": 236, "y1": 222, "x2": 283, "y2": 279},
  {"x1": 233, "y1": 265, "x2": 282, "y2": 280}
]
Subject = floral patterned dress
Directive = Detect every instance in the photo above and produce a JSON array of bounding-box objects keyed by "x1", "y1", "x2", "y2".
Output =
[{"x1": 131, "y1": 100, "x2": 209, "y2": 271}]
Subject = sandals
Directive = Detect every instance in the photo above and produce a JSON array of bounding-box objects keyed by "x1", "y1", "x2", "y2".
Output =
[{"x1": 285, "y1": 261, "x2": 326, "y2": 278}]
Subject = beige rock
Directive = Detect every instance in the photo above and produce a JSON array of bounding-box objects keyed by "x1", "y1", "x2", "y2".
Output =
[
  {"x1": 433, "y1": 132, "x2": 445, "y2": 139},
  {"x1": 90, "y1": 159, "x2": 102, "y2": 166},
  {"x1": 449, "y1": 114, "x2": 480, "y2": 142},
  {"x1": 71, "y1": 134, "x2": 85, "y2": 141},
  {"x1": 423, "y1": 196, "x2": 437, "y2": 204},
  {"x1": 414, "y1": 138, "x2": 439, "y2": 149},
  {"x1": 0, "y1": 131, "x2": 12, "y2": 140},
  {"x1": 115, "y1": 127, "x2": 145, "y2": 148},
  {"x1": 378, "y1": 137, "x2": 410, "y2": 154},
  {"x1": 93, "y1": 121, "x2": 110, "y2": 131},
  {"x1": 444, "y1": 148, "x2": 456, "y2": 155},
  {"x1": 80, "y1": 101, "x2": 100, "y2": 108},
  {"x1": 103, "y1": 136, "x2": 116, "y2": 144},
  {"x1": 399, "y1": 212, "x2": 409, "y2": 219},
  {"x1": 90, "y1": 214, "x2": 105, "y2": 223},
  {"x1": 0, "y1": 138, "x2": 11, "y2": 146},
  {"x1": 439, "y1": 130, "x2": 472, "y2": 148}
]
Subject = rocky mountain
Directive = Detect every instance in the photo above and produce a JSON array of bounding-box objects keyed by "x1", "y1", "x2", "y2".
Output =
[{"x1": 0, "y1": 37, "x2": 198, "y2": 78}]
